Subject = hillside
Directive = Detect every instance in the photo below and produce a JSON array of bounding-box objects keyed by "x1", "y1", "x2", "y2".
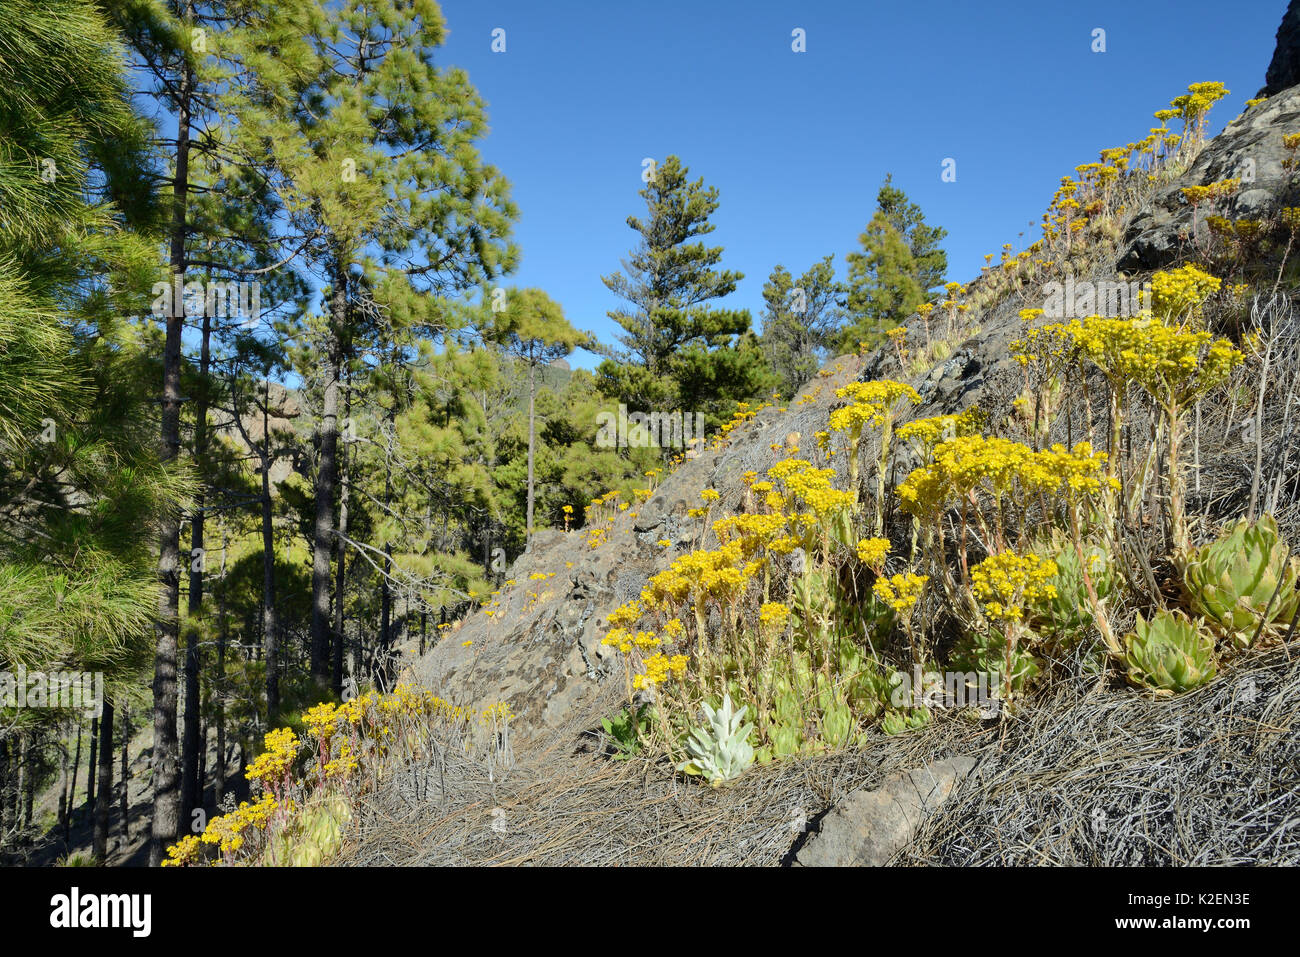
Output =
[
  {"x1": 336, "y1": 43, "x2": 1300, "y2": 867},
  {"x1": 7, "y1": 0, "x2": 1300, "y2": 881}
]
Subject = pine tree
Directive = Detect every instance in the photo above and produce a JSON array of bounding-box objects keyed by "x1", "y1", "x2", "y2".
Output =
[
  {"x1": 0, "y1": 0, "x2": 184, "y2": 862},
  {"x1": 598, "y1": 155, "x2": 773, "y2": 423},
  {"x1": 842, "y1": 176, "x2": 948, "y2": 348},
  {"x1": 759, "y1": 256, "x2": 846, "y2": 397},
  {"x1": 481, "y1": 288, "x2": 585, "y2": 542},
  {"x1": 876, "y1": 174, "x2": 948, "y2": 296},
  {"x1": 232, "y1": 0, "x2": 518, "y2": 688},
  {"x1": 117, "y1": 0, "x2": 314, "y2": 850}
]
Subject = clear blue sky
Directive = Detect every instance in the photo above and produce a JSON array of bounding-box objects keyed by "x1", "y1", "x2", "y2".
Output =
[{"x1": 435, "y1": 0, "x2": 1284, "y2": 369}]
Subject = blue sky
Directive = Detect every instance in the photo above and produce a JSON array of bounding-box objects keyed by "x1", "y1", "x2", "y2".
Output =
[{"x1": 435, "y1": 0, "x2": 1282, "y2": 369}]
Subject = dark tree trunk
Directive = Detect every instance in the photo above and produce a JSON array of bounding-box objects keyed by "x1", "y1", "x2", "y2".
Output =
[
  {"x1": 120, "y1": 707, "x2": 130, "y2": 844},
  {"x1": 332, "y1": 369, "x2": 351, "y2": 698},
  {"x1": 181, "y1": 310, "x2": 212, "y2": 824},
  {"x1": 310, "y1": 266, "x2": 345, "y2": 687},
  {"x1": 2, "y1": 739, "x2": 13, "y2": 834},
  {"x1": 85, "y1": 716, "x2": 98, "y2": 811},
  {"x1": 526, "y1": 347, "x2": 536, "y2": 542},
  {"x1": 215, "y1": 521, "x2": 228, "y2": 805},
  {"x1": 151, "y1": 2, "x2": 193, "y2": 865},
  {"x1": 66, "y1": 718, "x2": 82, "y2": 848},
  {"x1": 380, "y1": 415, "x2": 393, "y2": 658},
  {"x1": 261, "y1": 379, "x2": 279, "y2": 721},
  {"x1": 94, "y1": 701, "x2": 114, "y2": 861},
  {"x1": 22, "y1": 740, "x2": 33, "y2": 828}
]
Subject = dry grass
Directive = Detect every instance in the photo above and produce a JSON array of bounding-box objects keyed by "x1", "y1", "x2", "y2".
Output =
[
  {"x1": 903, "y1": 645, "x2": 1300, "y2": 866},
  {"x1": 337, "y1": 680, "x2": 977, "y2": 866},
  {"x1": 337, "y1": 641, "x2": 1300, "y2": 866}
]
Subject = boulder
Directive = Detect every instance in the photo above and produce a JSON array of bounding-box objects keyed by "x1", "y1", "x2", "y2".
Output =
[
  {"x1": 1119, "y1": 84, "x2": 1300, "y2": 272},
  {"x1": 794, "y1": 755, "x2": 977, "y2": 866}
]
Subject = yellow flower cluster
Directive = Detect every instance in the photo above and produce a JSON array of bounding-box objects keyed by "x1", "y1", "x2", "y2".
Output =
[
  {"x1": 767, "y1": 458, "x2": 854, "y2": 518},
  {"x1": 828, "y1": 380, "x2": 922, "y2": 435},
  {"x1": 855, "y1": 537, "x2": 891, "y2": 567},
  {"x1": 898, "y1": 436, "x2": 1114, "y2": 516},
  {"x1": 601, "y1": 628, "x2": 661, "y2": 653},
  {"x1": 713, "y1": 512, "x2": 788, "y2": 556},
  {"x1": 324, "y1": 742, "x2": 359, "y2": 779},
  {"x1": 970, "y1": 552, "x2": 1059, "y2": 623},
  {"x1": 872, "y1": 572, "x2": 928, "y2": 614},
  {"x1": 206, "y1": 794, "x2": 281, "y2": 855},
  {"x1": 1033, "y1": 442, "x2": 1118, "y2": 499},
  {"x1": 1180, "y1": 179, "x2": 1238, "y2": 207},
  {"x1": 1171, "y1": 81, "x2": 1229, "y2": 127},
  {"x1": 632, "y1": 653, "x2": 689, "y2": 690},
  {"x1": 245, "y1": 727, "x2": 300, "y2": 786},
  {"x1": 1010, "y1": 322, "x2": 1078, "y2": 369},
  {"x1": 894, "y1": 409, "x2": 983, "y2": 456},
  {"x1": 607, "y1": 599, "x2": 642, "y2": 627},
  {"x1": 165, "y1": 685, "x2": 511, "y2": 866},
  {"x1": 758, "y1": 601, "x2": 791, "y2": 628},
  {"x1": 1148, "y1": 263, "x2": 1222, "y2": 320},
  {"x1": 303, "y1": 702, "x2": 340, "y2": 740},
  {"x1": 1119, "y1": 324, "x2": 1241, "y2": 403},
  {"x1": 644, "y1": 540, "x2": 759, "y2": 608},
  {"x1": 1046, "y1": 311, "x2": 1241, "y2": 406}
]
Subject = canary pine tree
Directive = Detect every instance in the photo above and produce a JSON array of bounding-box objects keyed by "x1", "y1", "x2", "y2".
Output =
[
  {"x1": 842, "y1": 176, "x2": 948, "y2": 348},
  {"x1": 0, "y1": 0, "x2": 183, "y2": 862},
  {"x1": 759, "y1": 256, "x2": 846, "y2": 398},
  {"x1": 481, "y1": 288, "x2": 586, "y2": 542},
  {"x1": 598, "y1": 155, "x2": 774, "y2": 424},
  {"x1": 876, "y1": 174, "x2": 948, "y2": 297},
  {"x1": 230, "y1": 0, "x2": 518, "y2": 687}
]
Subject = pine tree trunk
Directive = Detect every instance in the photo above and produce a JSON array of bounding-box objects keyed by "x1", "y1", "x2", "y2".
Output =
[
  {"x1": 3, "y1": 739, "x2": 14, "y2": 834},
  {"x1": 310, "y1": 268, "x2": 345, "y2": 687},
  {"x1": 151, "y1": 2, "x2": 193, "y2": 865},
  {"x1": 261, "y1": 378, "x2": 279, "y2": 721},
  {"x1": 181, "y1": 311, "x2": 211, "y2": 825},
  {"x1": 526, "y1": 351, "x2": 536, "y2": 542},
  {"x1": 215, "y1": 520, "x2": 227, "y2": 806},
  {"x1": 332, "y1": 371, "x2": 351, "y2": 697},
  {"x1": 94, "y1": 701, "x2": 114, "y2": 861},
  {"x1": 120, "y1": 706, "x2": 131, "y2": 844},
  {"x1": 379, "y1": 407, "x2": 393, "y2": 667},
  {"x1": 66, "y1": 718, "x2": 82, "y2": 849},
  {"x1": 22, "y1": 740, "x2": 33, "y2": 829},
  {"x1": 85, "y1": 716, "x2": 98, "y2": 812}
]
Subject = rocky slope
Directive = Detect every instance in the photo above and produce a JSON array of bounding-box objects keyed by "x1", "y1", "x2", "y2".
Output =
[{"x1": 406, "y1": 84, "x2": 1300, "y2": 756}]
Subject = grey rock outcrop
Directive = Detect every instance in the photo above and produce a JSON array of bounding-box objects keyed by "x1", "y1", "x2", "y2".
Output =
[
  {"x1": 408, "y1": 357, "x2": 868, "y2": 742},
  {"x1": 1260, "y1": 0, "x2": 1300, "y2": 98},
  {"x1": 794, "y1": 756, "x2": 977, "y2": 866},
  {"x1": 1119, "y1": 84, "x2": 1300, "y2": 272}
]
